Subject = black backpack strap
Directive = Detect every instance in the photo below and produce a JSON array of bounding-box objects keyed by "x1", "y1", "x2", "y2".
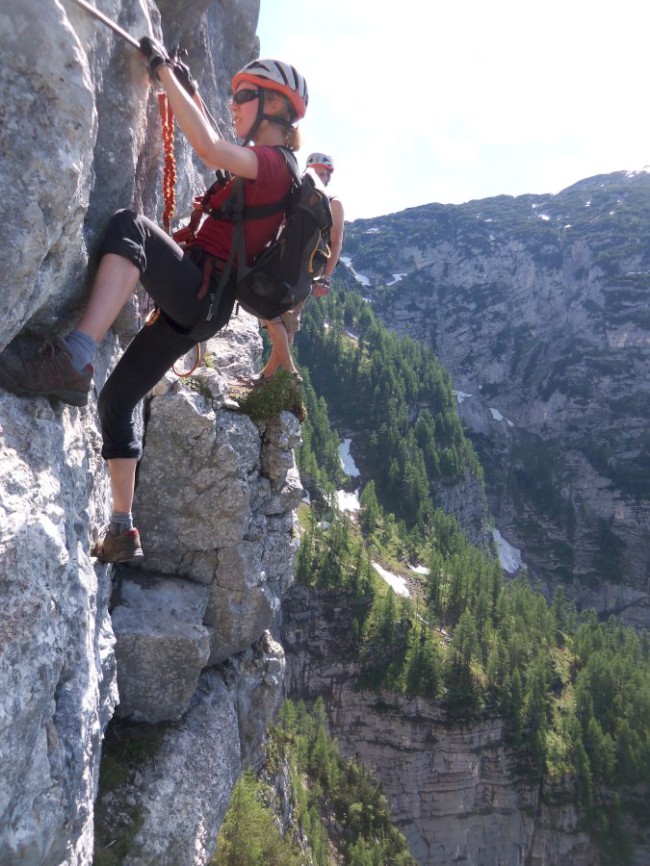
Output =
[
  {"x1": 276, "y1": 146, "x2": 301, "y2": 185},
  {"x1": 209, "y1": 197, "x2": 287, "y2": 222},
  {"x1": 207, "y1": 147, "x2": 299, "y2": 280},
  {"x1": 231, "y1": 178, "x2": 249, "y2": 279},
  {"x1": 208, "y1": 146, "x2": 298, "y2": 222},
  {"x1": 194, "y1": 178, "x2": 245, "y2": 319}
]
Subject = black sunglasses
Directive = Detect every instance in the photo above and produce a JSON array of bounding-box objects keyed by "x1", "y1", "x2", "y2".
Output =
[{"x1": 232, "y1": 89, "x2": 261, "y2": 105}]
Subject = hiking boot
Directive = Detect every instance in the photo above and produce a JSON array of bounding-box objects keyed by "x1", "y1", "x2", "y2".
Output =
[
  {"x1": 238, "y1": 370, "x2": 303, "y2": 388},
  {"x1": 237, "y1": 373, "x2": 269, "y2": 388},
  {"x1": 0, "y1": 337, "x2": 93, "y2": 407},
  {"x1": 91, "y1": 527, "x2": 144, "y2": 563}
]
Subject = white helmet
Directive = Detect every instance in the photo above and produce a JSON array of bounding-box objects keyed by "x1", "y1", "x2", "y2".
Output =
[
  {"x1": 232, "y1": 58, "x2": 308, "y2": 120},
  {"x1": 306, "y1": 152, "x2": 335, "y2": 172}
]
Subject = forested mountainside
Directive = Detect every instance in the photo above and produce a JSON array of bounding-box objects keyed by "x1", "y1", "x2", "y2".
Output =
[
  {"x1": 273, "y1": 291, "x2": 650, "y2": 865},
  {"x1": 337, "y1": 171, "x2": 650, "y2": 627}
]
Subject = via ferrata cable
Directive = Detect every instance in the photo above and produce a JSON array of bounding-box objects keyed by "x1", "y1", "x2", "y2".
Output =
[{"x1": 64, "y1": 0, "x2": 140, "y2": 48}]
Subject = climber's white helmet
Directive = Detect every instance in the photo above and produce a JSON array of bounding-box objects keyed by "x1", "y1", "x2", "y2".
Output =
[{"x1": 306, "y1": 152, "x2": 335, "y2": 172}]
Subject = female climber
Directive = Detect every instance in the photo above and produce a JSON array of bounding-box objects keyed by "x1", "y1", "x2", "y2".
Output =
[{"x1": 0, "y1": 42, "x2": 308, "y2": 563}]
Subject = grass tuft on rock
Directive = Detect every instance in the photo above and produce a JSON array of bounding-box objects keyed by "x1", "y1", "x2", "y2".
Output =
[{"x1": 236, "y1": 371, "x2": 306, "y2": 423}]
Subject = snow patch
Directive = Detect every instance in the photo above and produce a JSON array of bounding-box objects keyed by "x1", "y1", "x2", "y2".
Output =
[
  {"x1": 492, "y1": 528, "x2": 523, "y2": 574},
  {"x1": 336, "y1": 439, "x2": 361, "y2": 512},
  {"x1": 339, "y1": 439, "x2": 360, "y2": 477},
  {"x1": 489, "y1": 407, "x2": 514, "y2": 427},
  {"x1": 372, "y1": 562, "x2": 410, "y2": 597},
  {"x1": 340, "y1": 255, "x2": 371, "y2": 287},
  {"x1": 336, "y1": 490, "x2": 360, "y2": 512}
]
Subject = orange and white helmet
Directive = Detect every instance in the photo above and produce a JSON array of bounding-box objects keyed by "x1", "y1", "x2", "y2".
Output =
[
  {"x1": 232, "y1": 58, "x2": 308, "y2": 121},
  {"x1": 306, "y1": 152, "x2": 335, "y2": 172}
]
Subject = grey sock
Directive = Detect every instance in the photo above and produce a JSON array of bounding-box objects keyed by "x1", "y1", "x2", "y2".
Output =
[
  {"x1": 64, "y1": 329, "x2": 97, "y2": 373},
  {"x1": 109, "y1": 511, "x2": 134, "y2": 535}
]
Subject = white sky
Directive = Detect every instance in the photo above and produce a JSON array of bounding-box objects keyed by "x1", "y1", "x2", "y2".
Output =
[{"x1": 258, "y1": 0, "x2": 650, "y2": 220}]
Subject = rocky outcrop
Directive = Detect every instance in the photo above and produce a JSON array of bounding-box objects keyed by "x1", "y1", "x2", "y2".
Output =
[
  {"x1": 341, "y1": 176, "x2": 650, "y2": 625},
  {"x1": 94, "y1": 632, "x2": 287, "y2": 866},
  {"x1": 0, "y1": 2, "x2": 299, "y2": 864}
]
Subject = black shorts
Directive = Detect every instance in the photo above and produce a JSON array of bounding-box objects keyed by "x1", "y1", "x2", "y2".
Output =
[{"x1": 96, "y1": 209, "x2": 235, "y2": 460}]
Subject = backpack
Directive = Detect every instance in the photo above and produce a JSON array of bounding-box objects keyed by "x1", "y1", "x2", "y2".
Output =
[
  {"x1": 229, "y1": 148, "x2": 333, "y2": 320},
  {"x1": 326, "y1": 194, "x2": 343, "y2": 270}
]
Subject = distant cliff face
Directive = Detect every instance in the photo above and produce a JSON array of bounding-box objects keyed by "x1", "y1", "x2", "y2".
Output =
[
  {"x1": 0, "y1": 2, "x2": 300, "y2": 865},
  {"x1": 341, "y1": 174, "x2": 650, "y2": 625},
  {"x1": 283, "y1": 585, "x2": 650, "y2": 866}
]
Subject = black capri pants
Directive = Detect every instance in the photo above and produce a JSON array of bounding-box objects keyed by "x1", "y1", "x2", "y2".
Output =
[{"x1": 97, "y1": 209, "x2": 235, "y2": 461}]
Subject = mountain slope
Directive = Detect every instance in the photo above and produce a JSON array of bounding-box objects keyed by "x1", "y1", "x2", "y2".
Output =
[{"x1": 339, "y1": 171, "x2": 650, "y2": 624}]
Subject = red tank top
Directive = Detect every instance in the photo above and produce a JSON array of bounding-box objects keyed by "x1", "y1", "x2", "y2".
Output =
[{"x1": 194, "y1": 146, "x2": 290, "y2": 262}]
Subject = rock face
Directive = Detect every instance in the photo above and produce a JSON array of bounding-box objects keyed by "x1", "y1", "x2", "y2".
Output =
[
  {"x1": 341, "y1": 175, "x2": 650, "y2": 625},
  {"x1": 0, "y1": 2, "x2": 299, "y2": 864}
]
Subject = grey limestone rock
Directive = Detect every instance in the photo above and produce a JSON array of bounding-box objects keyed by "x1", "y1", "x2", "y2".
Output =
[
  {"x1": 0, "y1": 0, "x2": 290, "y2": 862},
  {"x1": 111, "y1": 573, "x2": 212, "y2": 723}
]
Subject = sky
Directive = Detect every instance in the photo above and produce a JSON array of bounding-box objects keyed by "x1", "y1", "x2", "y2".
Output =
[{"x1": 257, "y1": 0, "x2": 650, "y2": 221}]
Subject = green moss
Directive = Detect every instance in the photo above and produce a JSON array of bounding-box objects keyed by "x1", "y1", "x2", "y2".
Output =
[
  {"x1": 94, "y1": 807, "x2": 144, "y2": 866},
  {"x1": 236, "y1": 371, "x2": 306, "y2": 423},
  {"x1": 182, "y1": 375, "x2": 213, "y2": 401},
  {"x1": 99, "y1": 728, "x2": 163, "y2": 794},
  {"x1": 94, "y1": 724, "x2": 165, "y2": 865}
]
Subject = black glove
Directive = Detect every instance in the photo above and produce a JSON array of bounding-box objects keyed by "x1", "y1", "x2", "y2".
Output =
[
  {"x1": 172, "y1": 48, "x2": 198, "y2": 96},
  {"x1": 139, "y1": 36, "x2": 172, "y2": 82}
]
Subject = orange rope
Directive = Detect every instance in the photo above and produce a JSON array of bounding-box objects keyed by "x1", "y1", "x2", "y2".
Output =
[
  {"x1": 155, "y1": 92, "x2": 201, "y2": 376},
  {"x1": 157, "y1": 92, "x2": 176, "y2": 234}
]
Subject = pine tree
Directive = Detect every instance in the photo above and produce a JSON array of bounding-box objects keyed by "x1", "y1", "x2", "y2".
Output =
[
  {"x1": 360, "y1": 480, "x2": 381, "y2": 534},
  {"x1": 212, "y1": 771, "x2": 302, "y2": 866}
]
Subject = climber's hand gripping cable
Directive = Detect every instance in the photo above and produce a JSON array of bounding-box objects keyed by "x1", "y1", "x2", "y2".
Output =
[
  {"x1": 139, "y1": 36, "x2": 173, "y2": 82},
  {"x1": 138, "y1": 37, "x2": 197, "y2": 98},
  {"x1": 170, "y1": 47, "x2": 199, "y2": 97}
]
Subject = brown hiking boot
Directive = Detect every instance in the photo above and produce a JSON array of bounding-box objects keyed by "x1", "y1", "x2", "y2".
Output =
[
  {"x1": 91, "y1": 527, "x2": 144, "y2": 563},
  {"x1": 0, "y1": 337, "x2": 93, "y2": 407}
]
